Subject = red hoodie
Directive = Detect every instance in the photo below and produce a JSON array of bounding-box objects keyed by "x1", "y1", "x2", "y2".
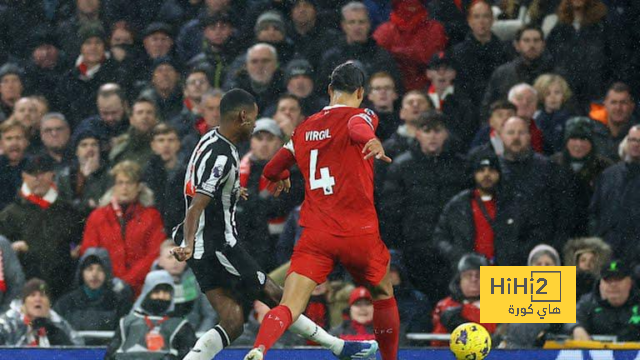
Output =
[{"x1": 373, "y1": 0, "x2": 448, "y2": 90}]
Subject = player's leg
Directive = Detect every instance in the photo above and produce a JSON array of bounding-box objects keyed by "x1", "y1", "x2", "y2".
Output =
[
  {"x1": 183, "y1": 287, "x2": 246, "y2": 360},
  {"x1": 342, "y1": 234, "x2": 399, "y2": 360}
]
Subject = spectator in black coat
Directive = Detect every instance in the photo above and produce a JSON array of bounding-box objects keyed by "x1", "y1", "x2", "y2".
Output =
[
  {"x1": 288, "y1": 0, "x2": 340, "y2": 70},
  {"x1": 499, "y1": 116, "x2": 576, "y2": 252},
  {"x1": 532, "y1": 74, "x2": 574, "y2": 156},
  {"x1": 223, "y1": 44, "x2": 285, "y2": 116},
  {"x1": 318, "y1": 1, "x2": 402, "y2": 92},
  {"x1": 381, "y1": 111, "x2": 468, "y2": 252},
  {"x1": 388, "y1": 251, "x2": 432, "y2": 336},
  {"x1": 56, "y1": 24, "x2": 122, "y2": 128},
  {"x1": 481, "y1": 25, "x2": 554, "y2": 118},
  {"x1": 366, "y1": 72, "x2": 400, "y2": 141},
  {"x1": 23, "y1": 29, "x2": 69, "y2": 104},
  {"x1": 551, "y1": 117, "x2": 613, "y2": 237},
  {"x1": 236, "y1": 119, "x2": 303, "y2": 271},
  {"x1": 469, "y1": 100, "x2": 517, "y2": 158},
  {"x1": 434, "y1": 155, "x2": 546, "y2": 267},
  {"x1": 0, "y1": 64, "x2": 25, "y2": 122},
  {"x1": 55, "y1": 0, "x2": 107, "y2": 61},
  {"x1": 0, "y1": 121, "x2": 29, "y2": 211},
  {"x1": 546, "y1": 0, "x2": 612, "y2": 110},
  {"x1": 138, "y1": 57, "x2": 184, "y2": 122},
  {"x1": 143, "y1": 124, "x2": 186, "y2": 235},
  {"x1": 426, "y1": 51, "x2": 478, "y2": 149},
  {"x1": 54, "y1": 247, "x2": 132, "y2": 343},
  {"x1": 72, "y1": 83, "x2": 129, "y2": 155},
  {"x1": 590, "y1": 125, "x2": 640, "y2": 261},
  {"x1": 450, "y1": 0, "x2": 510, "y2": 106},
  {"x1": 568, "y1": 259, "x2": 640, "y2": 342}
]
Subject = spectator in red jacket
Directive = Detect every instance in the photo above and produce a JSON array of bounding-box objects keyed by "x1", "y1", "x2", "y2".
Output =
[
  {"x1": 373, "y1": 0, "x2": 448, "y2": 91},
  {"x1": 80, "y1": 160, "x2": 165, "y2": 295},
  {"x1": 432, "y1": 253, "x2": 496, "y2": 347},
  {"x1": 330, "y1": 287, "x2": 376, "y2": 342}
]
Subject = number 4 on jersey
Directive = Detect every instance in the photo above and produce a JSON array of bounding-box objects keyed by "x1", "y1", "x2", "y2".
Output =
[{"x1": 309, "y1": 149, "x2": 335, "y2": 195}]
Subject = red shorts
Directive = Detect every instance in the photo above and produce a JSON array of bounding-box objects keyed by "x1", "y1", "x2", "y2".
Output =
[{"x1": 288, "y1": 228, "x2": 390, "y2": 286}]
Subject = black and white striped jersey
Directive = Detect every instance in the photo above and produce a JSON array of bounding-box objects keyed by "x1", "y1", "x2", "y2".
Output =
[{"x1": 180, "y1": 128, "x2": 240, "y2": 260}]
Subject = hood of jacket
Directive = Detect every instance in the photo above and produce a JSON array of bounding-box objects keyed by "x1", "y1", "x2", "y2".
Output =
[
  {"x1": 74, "y1": 247, "x2": 115, "y2": 288},
  {"x1": 133, "y1": 270, "x2": 175, "y2": 316},
  {"x1": 98, "y1": 183, "x2": 155, "y2": 208},
  {"x1": 563, "y1": 237, "x2": 612, "y2": 275}
]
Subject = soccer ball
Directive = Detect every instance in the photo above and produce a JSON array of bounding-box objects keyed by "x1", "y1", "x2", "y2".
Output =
[{"x1": 449, "y1": 322, "x2": 492, "y2": 360}]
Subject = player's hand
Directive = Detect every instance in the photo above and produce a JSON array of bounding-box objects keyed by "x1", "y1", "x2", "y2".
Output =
[
  {"x1": 239, "y1": 187, "x2": 249, "y2": 200},
  {"x1": 268, "y1": 178, "x2": 291, "y2": 197},
  {"x1": 12, "y1": 240, "x2": 29, "y2": 253},
  {"x1": 170, "y1": 246, "x2": 193, "y2": 262},
  {"x1": 363, "y1": 138, "x2": 392, "y2": 163}
]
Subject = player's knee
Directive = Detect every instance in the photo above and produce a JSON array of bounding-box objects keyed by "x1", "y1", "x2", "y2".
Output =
[
  {"x1": 371, "y1": 279, "x2": 394, "y2": 300},
  {"x1": 258, "y1": 279, "x2": 283, "y2": 308}
]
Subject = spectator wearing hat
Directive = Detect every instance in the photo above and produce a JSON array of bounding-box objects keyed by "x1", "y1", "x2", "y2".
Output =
[
  {"x1": 170, "y1": 66, "x2": 212, "y2": 139},
  {"x1": 23, "y1": 28, "x2": 69, "y2": 104},
  {"x1": 499, "y1": 116, "x2": 576, "y2": 251},
  {"x1": 564, "y1": 237, "x2": 612, "y2": 300},
  {"x1": 319, "y1": 2, "x2": 402, "y2": 93},
  {"x1": 0, "y1": 154, "x2": 83, "y2": 301},
  {"x1": 280, "y1": 59, "x2": 326, "y2": 115},
  {"x1": 80, "y1": 160, "x2": 165, "y2": 295},
  {"x1": 432, "y1": 254, "x2": 497, "y2": 347},
  {"x1": 528, "y1": 243, "x2": 561, "y2": 266},
  {"x1": 254, "y1": 10, "x2": 295, "y2": 66},
  {"x1": 39, "y1": 113, "x2": 73, "y2": 174},
  {"x1": 223, "y1": 43, "x2": 285, "y2": 115},
  {"x1": 236, "y1": 118, "x2": 304, "y2": 271},
  {"x1": 288, "y1": 0, "x2": 340, "y2": 70},
  {"x1": 138, "y1": 57, "x2": 183, "y2": 122},
  {"x1": 569, "y1": 259, "x2": 640, "y2": 342},
  {"x1": 434, "y1": 154, "x2": 546, "y2": 267},
  {"x1": 425, "y1": 51, "x2": 477, "y2": 149},
  {"x1": 449, "y1": 1, "x2": 509, "y2": 107},
  {"x1": 551, "y1": 117, "x2": 613, "y2": 237},
  {"x1": 373, "y1": 0, "x2": 447, "y2": 91},
  {"x1": 366, "y1": 72, "x2": 400, "y2": 142},
  {"x1": 175, "y1": 0, "x2": 238, "y2": 64},
  {"x1": 109, "y1": 97, "x2": 159, "y2": 167},
  {"x1": 55, "y1": 0, "x2": 106, "y2": 60},
  {"x1": 143, "y1": 124, "x2": 186, "y2": 235},
  {"x1": 0, "y1": 121, "x2": 29, "y2": 211},
  {"x1": 469, "y1": 100, "x2": 517, "y2": 158},
  {"x1": 133, "y1": 22, "x2": 180, "y2": 83},
  {"x1": 329, "y1": 287, "x2": 376, "y2": 341},
  {"x1": 0, "y1": 64, "x2": 25, "y2": 122},
  {"x1": 590, "y1": 125, "x2": 640, "y2": 261},
  {"x1": 57, "y1": 130, "x2": 110, "y2": 218},
  {"x1": 186, "y1": 13, "x2": 241, "y2": 88},
  {"x1": 56, "y1": 23, "x2": 122, "y2": 128},
  {"x1": 0, "y1": 278, "x2": 83, "y2": 346},
  {"x1": 72, "y1": 83, "x2": 129, "y2": 155},
  {"x1": 53, "y1": 247, "x2": 132, "y2": 342}
]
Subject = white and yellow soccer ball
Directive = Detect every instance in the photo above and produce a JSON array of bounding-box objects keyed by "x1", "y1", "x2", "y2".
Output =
[{"x1": 449, "y1": 322, "x2": 492, "y2": 360}]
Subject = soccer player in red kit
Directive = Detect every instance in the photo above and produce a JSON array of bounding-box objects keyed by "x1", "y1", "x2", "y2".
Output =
[{"x1": 244, "y1": 62, "x2": 400, "y2": 360}]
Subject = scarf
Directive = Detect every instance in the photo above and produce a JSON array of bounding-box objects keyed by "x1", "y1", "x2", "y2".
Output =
[
  {"x1": 20, "y1": 183, "x2": 58, "y2": 210},
  {"x1": 75, "y1": 54, "x2": 106, "y2": 81},
  {"x1": 23, "y1": 316, "x2": 50, "y2": 347},
  {"x1": 489, "y1": 129, "x2": 505, "y2": 156},
  {"x1": 428, "y1": 84, "x2": 455, "y2": 111},
  {"x1": 390, "y1": 0, "x2": 428, "y2": 31},
  {"x1": 239, "y1": 152, "x2": 286, "y2": 234}
]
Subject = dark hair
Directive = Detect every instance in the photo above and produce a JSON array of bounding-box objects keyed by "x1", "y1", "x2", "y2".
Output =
[
  {"x1": 515, "y1": 24, "x2": 544, "y2": 42},
  {"x1": 278, "y1": 93, "x2": 302, "y2": 107},
  {"x1": 133, "y1": 95, "x2": 157, "y2": 110},
  {"x1": 416, "y1": 110, "x2": 447, "y2": 131},
  {"x1": 557, "y1": 0, "x2": 607, "y2": 26},
  {"x1": 490, "y1": 100, "x2": 517, "y2": 114},
  {"x1": 607, "y1": 81, "x2": 634, "y2": 101},
  {"x1": 152, "y1": 123, "x2": 179, "y2": 139},
  {"x1": 329, "y1": 62, "x2": 365, "y2": 93},
  {"x1": 219, "y1": 89, "x2": 256, "y2": 123}
]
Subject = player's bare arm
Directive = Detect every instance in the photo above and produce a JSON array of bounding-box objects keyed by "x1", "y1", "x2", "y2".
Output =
[
  {"x1": 363, "y1": 138, "x2": 392, "y2": 163},
  {"x1": 171, "y1": 193, "x2": 211, "y2": 262}
]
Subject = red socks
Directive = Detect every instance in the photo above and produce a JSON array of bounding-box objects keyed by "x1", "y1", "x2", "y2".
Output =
[
  {"x1": 373, "y1": 297, "x2": 400, "y2": 360},
  {"x1": 253, "y1": 305, "x2": 293, "y2": 354}
]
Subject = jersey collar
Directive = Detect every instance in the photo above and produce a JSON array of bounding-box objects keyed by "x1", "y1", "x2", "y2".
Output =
[{"x1": 322, "y1": 104, "x2": 349, "y2": 111}]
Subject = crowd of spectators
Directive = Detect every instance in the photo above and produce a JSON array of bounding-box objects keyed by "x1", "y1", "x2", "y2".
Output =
[{"x1": 1, "y1": 0, "x2": 640, "y2": 351}]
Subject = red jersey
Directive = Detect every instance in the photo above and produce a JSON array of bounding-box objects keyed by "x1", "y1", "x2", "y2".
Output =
[{"x1": 287, "y1": 105, "x2": 379, "y2": 236}]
